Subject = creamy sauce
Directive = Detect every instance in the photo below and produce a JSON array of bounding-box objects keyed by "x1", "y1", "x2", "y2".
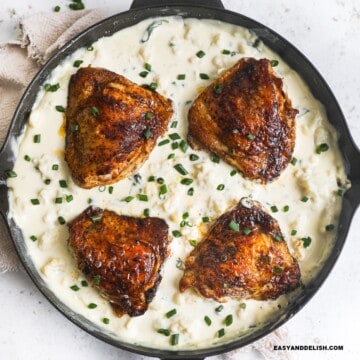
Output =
[{"x1": 7, "y1": 17, "x2": 350, "y2": 349}]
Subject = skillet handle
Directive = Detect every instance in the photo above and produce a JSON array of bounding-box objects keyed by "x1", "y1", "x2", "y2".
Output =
[{"x1": 130, "y1": 0, "x2": 225, "y2": 10}]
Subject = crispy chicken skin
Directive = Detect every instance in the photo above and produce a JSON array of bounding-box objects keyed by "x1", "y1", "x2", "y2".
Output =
[
  {"x1": 188, "y1": 58, "x2": 298, "y2": 183},
  {"x1": 179, "y1": 198, "x2": 301, "y2": 302},
  {"x1": 65, "y1": 67, "x2": 174, "y2": 189},
  {"x1": 68, "y1": 207, "x2": 170, "y2": 317}
]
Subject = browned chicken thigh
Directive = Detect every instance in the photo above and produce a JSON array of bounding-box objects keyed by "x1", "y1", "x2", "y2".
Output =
[
  {"x1": 188, "y1": 58, "x2": 298, "y2": 183},
  {"x1": 179, "y1": 198, "x2": 301, "y2": 302},
  {"x1": 65, "y1": 67, "x2": 173, "y2": 189},
  {"x1": 68, "y1": 207, "x2": 170, "y2": 317}
]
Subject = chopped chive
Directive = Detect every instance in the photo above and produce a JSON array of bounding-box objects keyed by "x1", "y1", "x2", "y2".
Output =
[
  {"x1": 148, "y1": 175, "x2": 156, "y2": 182},
  {"x1": 240, "y1": 303, "x2": 247, "y2": 309},
  {"x1": 24, "y1": 155, "x2": 31, "y2": 161},
  {"x1": 214, "y1": 84, "x2": 222, "y2": 94},
  {"x1": 204, "y1": 316, "x2": 212, "y2": 326},
  {"x1": 70, "y1": 285, "x2": 80, "y2": 291},
  {"x1": 55, "y1": 105, "x2": 65, "y2": 112},
  {"x1": 30, "y1": 199, "x2": 40, "y2": 205},
  {"x1": 87, "y1": 198, "x2": 93, "y2": 205},
  {"x1": 81, "y1": 280, "x2": 88, "y2": 287},
  {"x1": 282, "y1": 205, "x2": 289, "y2": 212},
  {"x1": 157, "y1": 328, "x2": 170, "y2": 336},
  {"x1": 157, "y1": 177, "x2": 165, "y2": 184},
  {"x1": 171, "y1": 333, "x2": 179, "y2": 346},
  {"x1": 168, "y1": 153, "x2": 175, "y2": 159},
  {"x1": 98, "y1": 186, "x2": 106, "y2": 192},
  {"x1": 102, "y1": 318, "x2": 110, "y2": 325},
  {"x1": 139, "y1": 70, "x2": 149, "y2": 78},
  {"x1": 159, "y1": 184, "x2": 168, "y2": 195},
  {"x1": 137, "y1": 194, "x2": 148, "y2": 201},
  {"x1": 123, "y1": 196, "x2": 134, "y2": 203},
  {"x1": 215, "y1": 305, "x2": 224, "y2": 312},
  {"x1": 58, "y1": 216, "x2": 66, "y2": 225},
  {"x1": 6, "y1": 170, "x2": 17, "y2": 178},
  {"x1": 166, "y1": 308, "x2": 177, "y2": 318},
  {"x1": 273, "y1": 234, "x2": 282, "y2": 242},
  {"x1": 202, "y1": 216, "x2": 210, "y2": 223},
  {"x1": 143, "y1": 208, "x2": 150, "y2": 217},
  {"x1": 189, "y1": 154, "x2": 199, "y2": 161},
  {"x1": 182, "y1": 212, "x2": 189, "y2": 219},
  {"x1": 145, "y1": 111, "x2": 153, "y2": 120},
  {"x1": 301, "y1": 236, "x2": 312, "y2": 248},
  {"x1": 196, "y1": 50, "x2": 206, "y2": 58},
  {"x1": 189, "y1": 240, "x2": 197, "y2": 247},
  {"x1": 271, "y1": 60, "x2": 279, "y2": 67},
  {"x1": 54, "y1": 5, "x2": 61, "y2": 12},
  {"x1": 69, "y1": 1, "x2": 85, "y2": 10},
  {"x1": 273, "y1": 266, "x2": 283, "y2": 274},
  {"x1": 73, "y1": 60, "x2": 83, "y2": 68},
  {"x1": 229, "y1": 220, "x2": 239, "y2": 232},
  {"x1": 199, "y1": 73, "x2": 210, "y2": 80},
  {"x1": 65, "y1": 194, "x2": 73, "y2": 203},
  {"x1": 33, "y1": 134, "x2": 41, "y2": 143},
  {"x1": 243, "y1": 228, "x2": 252, "y2": 236},
  {"x1": 270, "y1": 205, "x2": 278, "y2": 213},
  {"x1": 44, "y1": 83, "x2": 60, "y2": 92},
  {"x1": 158, "y1": 139, "x2": 170, "y2": 146},
  {"x1": 180, "y1": 178, "x2": 193, "y2": 185},
  {"x1": 144, "y1": 62, "x2": 152, "y2": 71},
  {"x1": 337, "y1": 189, "x2": 344, "y2": 196},
  {"x1": 218, "y1": 328, "x2": 225, "y2": 338},
  {"x1": 174, "y1": 164, "x2": 188, "y2": 175},
  {"x1": 222, "y1": 49, "x2": 231, "y2": 55},
  {"x1": 30, "y1": 235, "x2": 37, "y2": 242},
  {"x1": 169, "y1": 133, "x2": 181, "y2": 141},
  {"x1": 171, "y1": 142, "x2": 179, "y2": 150},
  {"x1": 88, "y1": 303, "x2": 97, "y2": 309},
  {"x1": 108, "y1": 186, "x2": 114, "y2": 194},
  {"x1": 172, "y1": 230, "x2": 182, "y2": 238},
  {"x1": 55, "y1": 197, "x2": 63, "y2": 204},
  {"x1": 170, "y1": 121, "x2": 178, "y2": 128},
  {"x1": 90, "y1": 215, "x2": 102, "y2": 223},
  {"x1": 59, "y1": 180, "x2": 68, "y2": 188},
  {"x1": 211, "y1": 154, "x2": 220, "y2": 163},
  {"x1": 316, "y1": 143, "x2": 329, "y2": 154},
  {"x1": 93, "y1": 275, "x2": 101, "y2": 285},
  {"x1": 44, "y1": 178, "x2": 50, "y2": 185},
  {"x1": 291, "y1": 229, "x2": 297, "y2": 236},
  {"x1": 301, "y1": 196, "x2": 309, "y2": 202},
  {"x1": 325, "y1": 224, "x2": 335, "y2": 231},
  {"x1": 143, "y1": 128, "x2": 152, "y2": 139},
  {"x1": 247, "y1": 133, "x2": 255, "y2": 141},
  {"x1": 52, "y1": 164, "x2": 59, "y2": 170},
  {"x1": 290, "y1": 157, "x2": 298, "y2": 166},
  {"x1": 225, "y1": 314, "x2": 233, "y2": 326},
  {"x1": 230, "y1": 169, "x2": 237, "y2": 176},
  {"x1": 86, "y1": 44, "x2": 94, "y2": 51},
  {"x1": 149, "y1": 82, "x2": 158, "y2": 90},
  {"x1": 187, "y1": 187, "x2": 194, "y2": 196},
  {"x1": 91, "y1": 106, "x2": 99, "y2": 117},
  {"x1": 176, "y1": 258, "x2": 184, "y2": 270},
  {"x1": 177, "y1": 74, "x2": 186, "y2": 80},
  {"x1": 72, "y1": 124, "x2": 79, "y2": 132},
  {"x1": 179, "y1": 140, "x2": 188, "y2": 153},
  {"x1": 217, "y1": 184, "x2": 225, "y2": 191}
]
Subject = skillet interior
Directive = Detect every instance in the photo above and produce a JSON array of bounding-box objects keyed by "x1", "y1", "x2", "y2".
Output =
[{"x1": 0, "y1": 3, "x2": 360, "y2": 359}]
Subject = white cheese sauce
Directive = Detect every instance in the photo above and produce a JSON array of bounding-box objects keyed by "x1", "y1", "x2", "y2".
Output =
[{"x1": 7, "y1": 17, "x2": 350, "y2": 349}]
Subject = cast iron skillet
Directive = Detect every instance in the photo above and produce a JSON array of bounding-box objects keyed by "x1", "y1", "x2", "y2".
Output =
[{"x1": 1, "y1": 0, "x2": 360, "y2": 359}]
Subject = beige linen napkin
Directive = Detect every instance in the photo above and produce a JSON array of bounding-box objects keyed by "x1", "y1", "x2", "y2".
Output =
[{"x1": 0, "y1": 9, "x2": 292, "y2": 359}]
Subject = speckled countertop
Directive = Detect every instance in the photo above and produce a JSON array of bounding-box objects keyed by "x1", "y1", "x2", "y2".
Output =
[{"x1": 0, "y1": 1, "x2": 359, "y2": 359}]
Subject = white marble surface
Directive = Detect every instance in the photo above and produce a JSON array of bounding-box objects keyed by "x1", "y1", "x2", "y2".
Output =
[{"x1": 1, "y1": 0, "x2": 360, "y2": 359}]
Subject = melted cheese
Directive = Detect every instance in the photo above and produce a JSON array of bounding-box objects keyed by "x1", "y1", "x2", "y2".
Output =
[{"x1": 7, "y1": 17, "x2": 350, "y2": 350}]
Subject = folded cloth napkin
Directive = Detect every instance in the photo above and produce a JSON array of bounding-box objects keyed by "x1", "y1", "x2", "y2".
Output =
[{"x1": 0, "y1": 9, "x2": 292, "y2": 359}]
